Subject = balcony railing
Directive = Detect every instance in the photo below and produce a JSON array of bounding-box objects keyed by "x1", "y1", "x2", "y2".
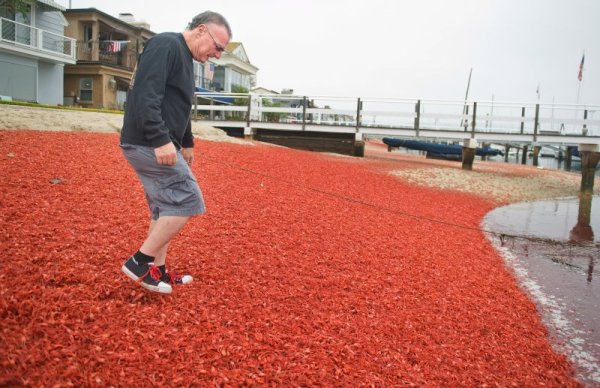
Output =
[
  {"x1": 75, "y1": 40, "x2": 138, "y2": 71},
  {"x1": 0, "y1": 17, "x2": 76, "y2": 60}
]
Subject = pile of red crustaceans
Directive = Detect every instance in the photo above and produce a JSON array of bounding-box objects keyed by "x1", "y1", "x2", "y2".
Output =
[{"x1": 1, "y1": 130, "x2": 578, "y2": 386}]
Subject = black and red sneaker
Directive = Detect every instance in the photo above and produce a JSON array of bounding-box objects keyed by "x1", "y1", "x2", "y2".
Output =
[
  {"x1": 121, "y1": 257, "x2": 172, "y2": 294},
  {"x1": 161, "y1": 271, "x2": 193, "y2": 285}
]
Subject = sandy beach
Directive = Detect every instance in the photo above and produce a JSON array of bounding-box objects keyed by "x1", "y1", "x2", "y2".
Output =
[{"x1": 0, "y1": 104, "x2": 251, "y2": 145}]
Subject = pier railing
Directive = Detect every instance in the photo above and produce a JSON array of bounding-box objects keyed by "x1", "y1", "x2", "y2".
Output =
[{"x1": 194, "y1": 92, "x2": 600, "y2": 143}]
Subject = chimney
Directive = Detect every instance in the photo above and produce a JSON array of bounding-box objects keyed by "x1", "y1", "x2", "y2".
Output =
[
  {"x1": 118, "y1": 13, "x2": 151, "y2": 29},
  {"x1": 118, "y1": 13, "x2": 135, "y2": 23}
]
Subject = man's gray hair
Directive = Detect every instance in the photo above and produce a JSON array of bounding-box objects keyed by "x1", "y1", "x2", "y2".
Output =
[{"x1": 187, "y1": 11, "x2": 232, "y2": 38}]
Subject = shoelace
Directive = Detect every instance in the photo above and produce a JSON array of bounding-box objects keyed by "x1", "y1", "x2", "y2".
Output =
[
  {"x1": 164, "y1": 272, "x2": 183, "y2": 285},
  {"x1": 137, "y1": 265, "x2": 163, "y2": 283}
]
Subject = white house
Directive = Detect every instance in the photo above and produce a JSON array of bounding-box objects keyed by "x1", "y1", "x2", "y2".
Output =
[
  {"x1": 251, "y1": 86, "x2": 278, "y2": 95},
  {"x1": 209, "y1": 42, "x2": 258, "y2": 93},
  {"x1": 0, "y1": 0, "x2": 76, "y2": 104}
]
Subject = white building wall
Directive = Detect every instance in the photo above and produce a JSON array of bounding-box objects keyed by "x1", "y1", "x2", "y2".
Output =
[
  {"x1": 0, "y1": 52, "x2": 37, "y2": 101},
  {"x1": 38, "y1": 61, "x2": 63, "y2": 104},
  {"x1": 34, "y1": 8, "x2": 65, "y2": 36}
]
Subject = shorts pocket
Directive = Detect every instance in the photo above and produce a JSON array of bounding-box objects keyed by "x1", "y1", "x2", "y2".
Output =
[{"x1": 154, "y1": 174, "x2": 199, "y2": 207}]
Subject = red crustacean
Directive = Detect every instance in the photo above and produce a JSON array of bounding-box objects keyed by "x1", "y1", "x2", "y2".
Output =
[{"x1": 0, "y1": 130, "x2": 579, "y2": 386}]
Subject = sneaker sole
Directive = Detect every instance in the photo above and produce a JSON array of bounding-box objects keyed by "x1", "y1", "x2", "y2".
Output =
[{"x1": 121, "y1": 265, "x2": 172, "y2": 294}]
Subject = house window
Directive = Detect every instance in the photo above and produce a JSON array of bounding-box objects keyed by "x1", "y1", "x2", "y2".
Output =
[
  {"x1": 83, "y1": 24, "x2": 93, "y2": 49},
  {"x1": 230, "y1": 69, "x2": 250, "y2": 92},
  {"x1": 213, "y1": 66, "x2": 225, "y2": 92},
  {"x1": 79, "y1": 78, "x2": 93, "y2": 102}
]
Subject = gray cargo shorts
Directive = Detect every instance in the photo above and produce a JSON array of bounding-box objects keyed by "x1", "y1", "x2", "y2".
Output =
[{"x1": 120, "y1": 143, "x2": 206, "y2": 220}]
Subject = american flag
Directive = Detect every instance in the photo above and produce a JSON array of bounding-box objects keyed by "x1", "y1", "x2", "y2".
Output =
[
  {"x1": 578, "y1": 53, "x2": 585, "y2": 81},
  {"x1": 108, "y1": 41, "x2": 127, "y2": 53},
  {"x1": 204, "y1": 63, "x2": 215, "y2": 81}
]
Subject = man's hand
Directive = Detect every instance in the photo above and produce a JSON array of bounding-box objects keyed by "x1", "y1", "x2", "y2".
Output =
[
  {"x1": 182, "y1": 147, "x2": 194, "y2": 166},
  {"x1": 155, "y1": 142, "x2": 177, "y2": 165}
]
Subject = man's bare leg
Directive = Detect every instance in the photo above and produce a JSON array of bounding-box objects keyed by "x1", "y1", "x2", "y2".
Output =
[
  {"x1": 146, "y1": 219, "x2": 169, "y2": 267},
  {"x1": 139, "y1": 216, "x2": 189, "y2": 264}
]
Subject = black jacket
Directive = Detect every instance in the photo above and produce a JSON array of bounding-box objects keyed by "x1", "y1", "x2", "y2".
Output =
[{"x1": 120, "y1": 33, "x2": 195, "y2": 149}]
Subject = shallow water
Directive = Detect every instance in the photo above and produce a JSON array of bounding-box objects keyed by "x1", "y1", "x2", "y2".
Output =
[
  {"x1": 485, "y1": 197, "x2": 600, "y2": 243},
  {"x1": 484, "y1": 196, "x2": 600, "y2": 385}
]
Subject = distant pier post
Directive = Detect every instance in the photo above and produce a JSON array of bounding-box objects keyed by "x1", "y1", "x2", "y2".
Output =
[
  {"x1": 353, "y1": 133, "x2": 365, "y2": 157},
  {"x1": 354, "y1": 98, "x2": 364, "y2": 156},
  {"x1": 520, "y1": 107, "x2": 525, "y2": 134},
  {"x1": 557, "y1": 148, "x2": 564, "y2": 163},
  {"x1": 565, "y1": 146, "x2": 574, "y2": 171},
  {"x1": 462, "y1": 138, "x2": 477, "y2": 170},
  {"x1": 243, "y1": 126, "x2": 255, "y2": 140},
  {"x1": 414, "y1": 99, "x2": 421, "y2": 138},
  {"x1": 504, "y1": 145, "x2": 510, "y2": 162},
  {"x1": 301, "y1": 96, "x2": 307, "y2": 131},
  {"x1": 244, "y1": 95, "x2": 254, "y2": 140},
  {"x1": 521, "y1": 144, "x2": 528, "y2": 165},
  {"x1": 533, "y1": 104, "x2": 540, "y2": 143},
  {"x1": 532, "y1": 144, "x2": 541, "y2": 167}
]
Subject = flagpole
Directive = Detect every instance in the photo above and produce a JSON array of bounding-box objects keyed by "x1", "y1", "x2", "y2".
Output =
[
  {"x1": 461, "y1": 68, "x2": 472, "y2": 129},
  {"x1": 489, "y1": 93, "x2": 494, "y2": 130},
  {"x1": 576, "y1": 51, "x2": 585, "y2": 133},
  {"x1": 551, "y1": 96, "x2": 555, "y2": 131}
]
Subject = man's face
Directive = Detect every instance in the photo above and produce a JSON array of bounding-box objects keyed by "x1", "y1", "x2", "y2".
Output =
[{"x1": 193, "y1": 23, "x2": 229, "y2": 63}]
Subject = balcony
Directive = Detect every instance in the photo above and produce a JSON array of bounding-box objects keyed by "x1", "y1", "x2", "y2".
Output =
[
  {"x1": 75, "y1": 40, "x2": 137, "y2": 71},
  {"x1": 0, "y1": 17, "x2": 76, "y2": 63}
]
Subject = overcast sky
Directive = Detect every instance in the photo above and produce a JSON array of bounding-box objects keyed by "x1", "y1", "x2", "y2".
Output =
[{"x1": 59, "y1": 0, "x2": 599, "y2": 106}]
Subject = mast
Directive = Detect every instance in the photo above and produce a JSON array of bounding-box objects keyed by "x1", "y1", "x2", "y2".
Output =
[{"x1": 461, "y1": 68, "x2": 472, "y2": 128}]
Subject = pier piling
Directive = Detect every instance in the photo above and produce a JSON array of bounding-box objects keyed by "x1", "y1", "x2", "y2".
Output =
[
  {"x1": 521, "y1": 145, "x2": 528, "y2": 165},
  {"x1": 532, "y1": 145, "x2": 541, "y2": 167},
  {"x1": 578, "y1": 144, "x2": 600, "y2": 202},
  {"x1": 462, "y1": 139, "x2": 477, "y2": 170},
  {"x1": 570, "y1": 144, "x2": 600, "y2": 243},
  {"x1": 565, "y1": 146, "x2": 574, "y2": 171}
]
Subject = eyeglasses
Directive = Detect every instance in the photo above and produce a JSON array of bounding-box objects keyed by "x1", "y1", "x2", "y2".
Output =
[{"x1": 204, "y1": 25, "x2": 225, "y2": 53}]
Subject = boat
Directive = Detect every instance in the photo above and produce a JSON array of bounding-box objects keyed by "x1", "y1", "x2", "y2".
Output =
[{"x1": 382, "y1": 138, "x2": 503, "y2": 161}]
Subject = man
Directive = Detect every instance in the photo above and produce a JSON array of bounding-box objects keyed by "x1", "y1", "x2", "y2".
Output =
[{"x1": 120, "y1": 11, "x2": 231, "y2": 294}]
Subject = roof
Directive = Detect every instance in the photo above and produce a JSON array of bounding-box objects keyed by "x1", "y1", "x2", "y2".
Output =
[
  {"x1": 223, "y1": 42, "x2": 253, "y2": 66},
  {"x1": 65, "y1": 8, "x2": 155, "y2": 35},
  {"x1": 225, "y1": 42, "x2": 241, "y2": 53},
  {"x1": 251, "y1": 87, "x2": 279, "y2": 95},
  {"x1": 37, "y1": 0, "x2": 65, "y2": 11}
]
